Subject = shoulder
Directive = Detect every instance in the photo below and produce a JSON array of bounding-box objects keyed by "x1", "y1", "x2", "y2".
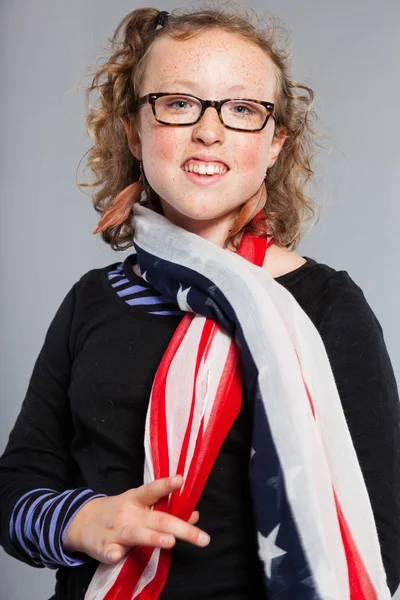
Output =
[
  {"x1": 274, "y1": 251, "x2": 383, "y2": 338},
  {"x1": 48, "y1": 257, "x2": 124, "y2": 313},
  {"x1": 49, "y1": 259, "x2": 125, "y2": 335},
  {"x1": 44, "y1": 259, "x2": 128, "y2": 359},
  {"x1": 75, "y1": 259, "x2": 122, "y2": 294},
  {"x1": 65, "y1": 258, "x2": 130, "y2": 318}
]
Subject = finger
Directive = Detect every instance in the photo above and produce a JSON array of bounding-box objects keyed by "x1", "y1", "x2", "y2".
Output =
[
  {"x1": 118, "y1": 525, "x2": 177, "y2": 550},
  {"x1": 133, "y1": 475, "x2": 183, "y2": 508},
  {"x1": 142, "y1": 509, "x2": 210, "y2": 548},
  {"x1": 188, "y1": 510, "x2": 200, "y2": 525}
]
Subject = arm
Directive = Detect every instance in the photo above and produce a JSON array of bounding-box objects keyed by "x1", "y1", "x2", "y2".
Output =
[
  {"x1": 0, "y1": 284, "x2": 105, "y2": 569},
  {"x1": 317, "y1": 274, "x2": 400, "y2": 596}
]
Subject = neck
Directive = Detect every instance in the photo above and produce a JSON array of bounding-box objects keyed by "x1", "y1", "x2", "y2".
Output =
[{"x1": 159, "y1": 201, "x2": 239, "y2": 250}]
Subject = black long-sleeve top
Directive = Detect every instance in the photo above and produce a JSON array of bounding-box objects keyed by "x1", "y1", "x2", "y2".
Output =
[{"x1": 0, "y1": 252, "x2": 399, "y2": 599}]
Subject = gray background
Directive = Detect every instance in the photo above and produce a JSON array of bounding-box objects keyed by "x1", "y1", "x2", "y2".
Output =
[{"x1": 1, "y1": 0, "x2": 399, "y2": 598}]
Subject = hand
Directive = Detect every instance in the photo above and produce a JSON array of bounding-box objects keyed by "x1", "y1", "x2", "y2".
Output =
[{"x1": 63, "y1": 475, "x2": 210, "y2": 564}]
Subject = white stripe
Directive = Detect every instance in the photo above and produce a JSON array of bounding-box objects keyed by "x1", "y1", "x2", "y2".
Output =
[
  {"x1": 164, "y1": 316, "x2": 232, "y2": 485},
  {"x1": 84, "y1": 549, "x2": 160, "y2": 600},
  {"x1": 84, "y1": 557, "x2": 125, "y2": 599},
  {"x1": 201, "y1": 327, "x2": 232, "y2": 427},
  {"x1": 132, "y1": 548, "x2": 160, "y2": 599},
  {"x1": 164, "y1": 316, "x2": 204, "y2": 480},
  {"x1": 143, "y1": 381, "x2": 155, "y2": 486}
]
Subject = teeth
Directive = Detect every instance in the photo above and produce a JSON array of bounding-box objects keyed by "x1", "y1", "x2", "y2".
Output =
[{"x1": 183, "y1": 162, "x2": 227, "y2": 175}]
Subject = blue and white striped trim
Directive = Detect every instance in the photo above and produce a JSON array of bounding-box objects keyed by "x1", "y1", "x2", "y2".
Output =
[
  {"x1": 108, "y1": 260, "x2": 184, "y2": 316},
  {"x1": 10, "y1": 488, "x2": 106, "y2": 568}
]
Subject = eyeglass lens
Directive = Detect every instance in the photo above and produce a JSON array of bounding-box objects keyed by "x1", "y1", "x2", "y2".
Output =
[{"x1": 154, "y1": 95, "x2": 268, "y2": 130}]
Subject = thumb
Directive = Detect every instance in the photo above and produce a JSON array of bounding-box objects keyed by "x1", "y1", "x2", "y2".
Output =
[{"x1": 102, "y1": 542, "x2": 130, "y2": 565}]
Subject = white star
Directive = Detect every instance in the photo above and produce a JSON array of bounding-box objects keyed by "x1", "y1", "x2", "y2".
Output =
[
  {"x1": 265, "y1": 474, "x2": 281, "y2": 490},
  {"x1": 141, "y1": 270, "x2": 148, "y2": 282},
  {"x1": 257, "y1": 524, "x2": 287, "y2": 579},
  {"x1": 250, "y1": 446, "x2": 256, "y2": 459},
  {"x1": 176, "y1": 284, "x2": 193, "y2": 312}
]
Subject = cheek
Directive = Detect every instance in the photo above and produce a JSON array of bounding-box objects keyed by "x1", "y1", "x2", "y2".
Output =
[
  {"x1": 232, "y1": 136, "x2": 268, "y2": 172},
  {"x1": 142, "y1": 125, "x2": 187, "y2": 170}
]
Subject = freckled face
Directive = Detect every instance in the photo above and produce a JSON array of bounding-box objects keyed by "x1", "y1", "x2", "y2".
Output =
[{"x1": 130, "y1": 30, "x2": 282, "y2": 229}]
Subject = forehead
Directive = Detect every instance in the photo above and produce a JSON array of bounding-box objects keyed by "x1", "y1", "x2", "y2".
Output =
[{"x1": 141, "y1": 29, "x2": 277, "y2": 99}]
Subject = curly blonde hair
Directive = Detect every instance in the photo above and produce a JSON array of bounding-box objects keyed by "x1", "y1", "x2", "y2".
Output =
[{"x1": 77, "y1": 1, "x2": 326, "y2": 251}]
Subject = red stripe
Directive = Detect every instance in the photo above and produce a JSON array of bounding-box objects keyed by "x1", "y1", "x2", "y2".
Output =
[
  {"x1": 293, "y1": 345, "x2": 377, "y2": 598},
  {"x1": 104, "y1": 546, "x2": 154, "y2": 600},
  {"x1": 184, "y1": 345, "x2": 242, "y2": 513},
  {"x1": 333, "y1": 490, "x2": 378, "y2": 600},
  {"x1": 150, "y1": 313, "x2": 194, "y2": 481},
  {"x1": 203, "y1": 322, "x2": 218, "y2": 361},
  {"x1": 134, "y1": 550, "x2": 172, "y2": 600},
  {"x1": 168, "y1": 341, "x2": 242, "y2": 521},
  {"x1": 238, "y1": 232, "x2": 268, "y2": 266}
]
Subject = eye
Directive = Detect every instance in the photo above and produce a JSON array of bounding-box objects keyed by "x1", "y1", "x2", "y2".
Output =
[
  {"x1": 167, "y1": 98, "x2": 192, "y2": 110},
  {"x1": 231, "y1": 103, "x2": 255, "y2": 116}
]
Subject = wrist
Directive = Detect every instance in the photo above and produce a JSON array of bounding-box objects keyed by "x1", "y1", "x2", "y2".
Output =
[{"x1": 62, "y1": 495, "x2": 105, "y2": 553}]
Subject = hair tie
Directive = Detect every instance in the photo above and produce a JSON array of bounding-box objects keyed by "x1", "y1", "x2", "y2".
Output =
[{"x1": 156, "y1": 10, "x2": 170, "y2": 28}]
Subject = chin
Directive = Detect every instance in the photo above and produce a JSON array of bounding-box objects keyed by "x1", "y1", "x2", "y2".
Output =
[
  {"x1": 161, "y1": 196, "x2": 239, "y2": 223},
  {"x1": 169, "y1": 205, "x2": 236, "y2": 226}
]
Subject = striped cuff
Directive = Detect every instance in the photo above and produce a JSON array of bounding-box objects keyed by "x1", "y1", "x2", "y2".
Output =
[{"x1": 10, "y1": 488, "x2": 106, "y2": 568}]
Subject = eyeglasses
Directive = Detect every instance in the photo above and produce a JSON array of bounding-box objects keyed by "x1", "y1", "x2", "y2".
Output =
[{"x1": 136, "y1": 92, "x2": 276, "y2": 132}]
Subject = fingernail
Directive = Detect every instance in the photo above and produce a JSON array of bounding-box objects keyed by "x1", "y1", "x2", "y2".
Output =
[
  {"x1": 160, "y1": 535, "x2": 174, "y2": 545},
  {"x1": 171, "y1": 475, "x2": 182, "y2": 485},
  {"x1": 198, "y1": 532, "x2": 210, "y2": 547},
  {"x1": 106, "y1": 552, "x2": 117, "y2": 562}
]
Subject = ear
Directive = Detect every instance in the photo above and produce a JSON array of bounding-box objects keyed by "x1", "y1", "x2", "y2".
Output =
[
  {"x1": 121, "y1": 115, "x2": 142, "y2": 161},
  {"x1": 267, "y1": 124, "x2": 287, "y2": 169}
]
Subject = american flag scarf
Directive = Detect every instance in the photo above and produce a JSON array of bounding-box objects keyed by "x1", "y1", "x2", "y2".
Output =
[{"x1": 85, "y1": 203, "x2": 390, "y2": 600}]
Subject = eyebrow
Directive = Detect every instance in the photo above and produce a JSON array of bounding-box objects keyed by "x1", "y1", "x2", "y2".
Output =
[{"x1": 160, "y1": 79, "x2": 251, "y2": 94}]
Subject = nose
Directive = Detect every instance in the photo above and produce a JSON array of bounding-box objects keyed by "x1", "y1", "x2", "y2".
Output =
[{"x1": 191, "y1": 106, "x2": 225, "y2": 145}]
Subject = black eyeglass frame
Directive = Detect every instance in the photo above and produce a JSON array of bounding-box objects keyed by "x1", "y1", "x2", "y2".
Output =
[{"x1": 136, "y1": 92, "x2": 277, "y2": 132}]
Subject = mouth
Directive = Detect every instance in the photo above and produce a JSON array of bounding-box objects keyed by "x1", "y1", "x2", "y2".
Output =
[{"x1": 181, "y1": 158, "x2": 229, "y2": 186}]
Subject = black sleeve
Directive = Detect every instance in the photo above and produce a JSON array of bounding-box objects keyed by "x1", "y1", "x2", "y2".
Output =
[
  {"x1": 0, "y1": 284, "x2": 101, "y2": 568},
  {"x1": 317, "y1": 274, "x2": 400, "y2": 596}
]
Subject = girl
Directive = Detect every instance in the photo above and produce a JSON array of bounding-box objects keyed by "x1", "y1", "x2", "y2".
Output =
[{"x1": 1, "y1": 4, "x2": 399, "y2": 599}]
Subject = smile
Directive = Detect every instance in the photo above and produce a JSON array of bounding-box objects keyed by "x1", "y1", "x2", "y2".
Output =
[
  {"x1": 181, "y1": 167, "x2": 228, "y2": 186},
  {"x1": 182, "y1": 162, "x2": 228, "y2": 175}
]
